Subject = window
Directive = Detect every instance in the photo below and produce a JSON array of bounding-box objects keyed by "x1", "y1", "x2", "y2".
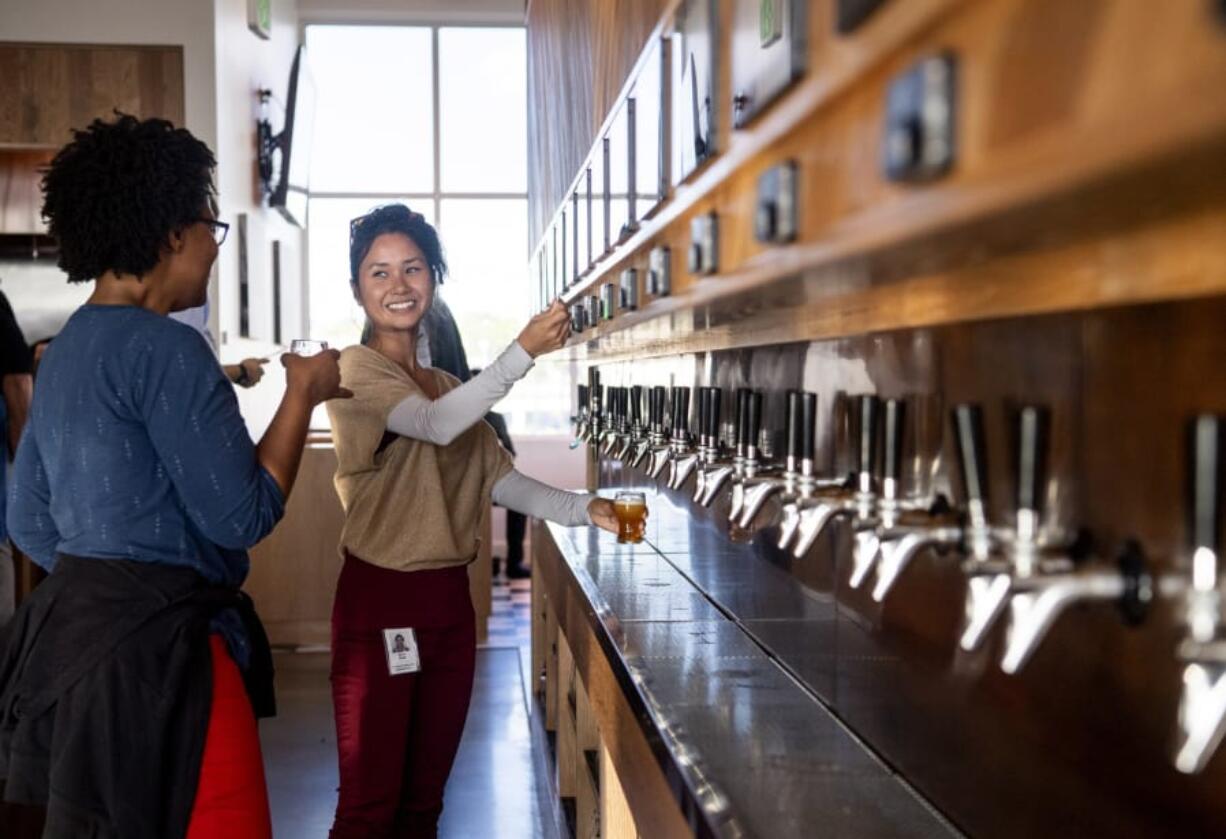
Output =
[{"x1": 306, "y1": 24, "x2": 570, "y2": 436}]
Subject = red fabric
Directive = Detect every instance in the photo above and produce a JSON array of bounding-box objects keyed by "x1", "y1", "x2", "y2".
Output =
[
  {"x1": 329, "y1": 555, "x2": 476, "y2": 839},
  {"x1": 185, "y1": 635, "x2": 272, "y2": 839}
]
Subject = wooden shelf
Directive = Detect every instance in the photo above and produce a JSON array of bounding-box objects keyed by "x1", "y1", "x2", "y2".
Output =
[{"x1": 535, "y1": 0, "x2": 1226, "y2": 360}]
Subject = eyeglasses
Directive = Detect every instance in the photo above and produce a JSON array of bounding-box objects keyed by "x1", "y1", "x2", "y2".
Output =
[{"x1": 197, "y1": 218, "x2": 231, "y2": 246}]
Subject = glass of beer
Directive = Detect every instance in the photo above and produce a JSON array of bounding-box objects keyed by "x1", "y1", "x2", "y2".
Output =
[
  {"x1": 614, "y1": 490, "x2": 648, "y2": 544},
  {"x1": 290, "y1": 339, "x2": 329, "y2": 357}
]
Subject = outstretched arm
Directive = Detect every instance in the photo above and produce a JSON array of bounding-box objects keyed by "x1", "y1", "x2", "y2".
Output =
[
  {"x1": 490, "y1": 469, "x2": 618, "y2": 533},
  {"x1": 387, "y1": 340, "x2": 534, "y2": 445}
]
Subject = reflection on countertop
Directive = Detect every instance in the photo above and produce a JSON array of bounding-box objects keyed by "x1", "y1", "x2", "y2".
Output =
[{"x1": 544, "y1": 508, "x2": 961, "y2": 839}]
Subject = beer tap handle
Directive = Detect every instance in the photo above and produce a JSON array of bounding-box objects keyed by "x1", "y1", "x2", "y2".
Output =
[
  {"x1": 630, "y1": 385, "x2": 643, "y2": 428},
  {"x1": 747, "y1": 391, "x2": 763, "y2": 458},
  {"x1": 677, "y1": 387, "x2": 691, "y2": 438},
  {"x1": 588, "y1": 368, "x2": 601, "y2": 415},
  {"x1": 953, "y1": 403, "x2": 990, "y2": 523},
  {"x1": 578, "y1": 384, "x2": 589, "y2": 416},
  {"x1": 858, "y1": 395, "x2": 880, "y2": 491},
  {"x1": 708, "y1": 387, "x2": 723, "y2": 445},
  {"x1": 1191, "y1": 415, "x2": 1223, "y2": 559},
  {"x1": 697, "y1": 387, "x2": 711, "y2": 447},
  {"x1": 785, "y1": 391, "x2": 801, "y2": 463},
  {"x1": 735, "y1": 388, "x2": 750, "y2": 455},
  {"x1": 802, "y1": 392, "x2": 817, "y2": 461},
  {"x1": 651, "y1": 386, "x2": 667, "y2": 433},
  {"x1": 1015, "y1": 405, "x2": 1049, "y2": 522},
  {"x1": 883, "y1": 398, "x2": 905, "y2": 496}
]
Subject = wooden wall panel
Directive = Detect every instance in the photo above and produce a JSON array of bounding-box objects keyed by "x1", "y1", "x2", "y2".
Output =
[
  {"x1": 0, "y1": 43, "x2": 185, "y2": 149},
  {"x1": 533, "y1": 0, "x2": 1226, "y2": 354},
  {"x1": 527, "y1": 0, "x2": 670, "y2": 243}
]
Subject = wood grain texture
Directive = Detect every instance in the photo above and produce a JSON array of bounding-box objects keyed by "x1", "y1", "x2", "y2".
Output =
[
  {"x1": 0, "y1": 150, "x2": 52, "y2": 233},
  {"x1": 527, "y1": 0, "x2": 671, "y2": 243},
  {"x1": 584, "y1": 294, "x2": 1226, "y2": 837},
  {"x1": 529, "y1": 0, "x2": 1226, "y2": 352},
  {"x1": 245, "y1": 443, "x2": 347, "y2": 647},
  {"x1": 0, "y1": 43, "x2": 185, "y2": 148},
  {"x1": 533, "y1": 521, "x2": 694, "y2": 839}
]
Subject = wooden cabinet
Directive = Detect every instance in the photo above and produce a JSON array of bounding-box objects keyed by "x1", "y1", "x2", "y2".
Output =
[
  {"x1": 0, "y1": 150, "x2": 52, "y2": 234},
  {"x1": 0, "y1": 43, "x2": 184, "y2": 149}
]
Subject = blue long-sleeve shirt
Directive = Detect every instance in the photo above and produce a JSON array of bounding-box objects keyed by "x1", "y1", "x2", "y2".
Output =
[{"x1": 7, "y1": 304, "x2": 285, "y2": 592}]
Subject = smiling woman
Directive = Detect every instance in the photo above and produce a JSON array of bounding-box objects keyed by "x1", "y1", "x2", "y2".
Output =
[{"x1": 321, "y1": 203, "x2": 615, "y2": 837}]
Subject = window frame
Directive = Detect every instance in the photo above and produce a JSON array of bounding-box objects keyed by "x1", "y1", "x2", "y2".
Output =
[{"x1": 302, "y1": 21, "x2": 530, "y2": 224}]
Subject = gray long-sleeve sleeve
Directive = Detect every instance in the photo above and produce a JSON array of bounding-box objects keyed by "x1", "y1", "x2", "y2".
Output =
[
  {"x1": 491, "y1": 469, "x2": 593, "y2": 527},
  {"x1": 386, "y1": 340, "x2": 533, "y2": 445}
]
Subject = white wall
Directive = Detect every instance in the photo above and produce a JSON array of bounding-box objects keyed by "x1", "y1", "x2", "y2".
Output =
[
  {"x1": 212, "y1": 0, "x2": 308, "y2": 436},
  {"x1": 1, "y1": 0, "x2": 310, "y2": 437},
  {"x1": 298, "y1": 0, "x2": 524, "y2": 25}
]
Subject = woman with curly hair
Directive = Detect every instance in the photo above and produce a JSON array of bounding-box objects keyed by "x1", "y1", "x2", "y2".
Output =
[
  {"x1": 0, "y1": 114, "x2": 348, "y2": 839},
  {"x1": 326, "y1": 204, "x2": 619, "y2": 838}
]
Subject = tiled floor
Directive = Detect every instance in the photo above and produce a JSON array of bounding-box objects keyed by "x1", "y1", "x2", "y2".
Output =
[{"x1": 261, "y1": 575, "x2": 552, "y2": 839}]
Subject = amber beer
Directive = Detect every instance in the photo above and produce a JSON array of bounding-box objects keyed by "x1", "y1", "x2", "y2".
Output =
[{"x1": 613, "y1": 491, "x2": 648, "y2": 544}]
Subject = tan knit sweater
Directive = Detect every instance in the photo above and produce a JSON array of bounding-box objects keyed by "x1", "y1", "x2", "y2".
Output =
[{"x1": 326, "y1": 344, "x2": 514, "y2": 571}]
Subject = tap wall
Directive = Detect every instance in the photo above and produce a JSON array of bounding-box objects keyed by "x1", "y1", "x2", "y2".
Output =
[{"x1": 580, "y1": 294, "x2": 1226, "y2": 838}]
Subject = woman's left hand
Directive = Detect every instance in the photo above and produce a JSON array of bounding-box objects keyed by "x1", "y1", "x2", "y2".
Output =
[{"x1": 587, "y1": 497, "x2": 619, "y2": 534}]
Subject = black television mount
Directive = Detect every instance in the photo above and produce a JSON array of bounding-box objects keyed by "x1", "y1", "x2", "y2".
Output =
[{"x1": 256, "y1": 88, "x2": 281, "y2": 200}]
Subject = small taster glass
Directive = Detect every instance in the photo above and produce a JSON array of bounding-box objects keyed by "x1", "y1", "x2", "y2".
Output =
[
  {"x1": 290, "y1": 339, "x2": 329, "y2": 357},
  {"x1": 613, "y1": 490, "x2": 648, "y2": 544}
]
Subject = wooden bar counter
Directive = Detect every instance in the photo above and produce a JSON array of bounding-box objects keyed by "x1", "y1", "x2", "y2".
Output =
[{"x1": 531, "y1": 513, "x2": 960, "y2": 838}]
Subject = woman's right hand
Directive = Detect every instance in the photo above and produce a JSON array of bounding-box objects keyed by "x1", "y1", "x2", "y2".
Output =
[
  {"x1": 516, "y1": 299, "x2": 571, "y2": 358},
  {"x1": 283, "y1": 349, "x2": 353, "y2": 406}
]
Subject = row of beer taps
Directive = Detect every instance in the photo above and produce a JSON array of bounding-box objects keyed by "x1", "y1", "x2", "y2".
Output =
[{"x1": 572, "y1": 368, "x2": 1226, "y2": 774}]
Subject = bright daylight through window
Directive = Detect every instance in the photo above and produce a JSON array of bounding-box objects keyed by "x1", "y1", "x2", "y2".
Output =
[{"x1": 305, "y1": 24, "x2": 571, "y2": 435}]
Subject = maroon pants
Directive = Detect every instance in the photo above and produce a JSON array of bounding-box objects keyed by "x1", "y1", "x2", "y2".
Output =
[{"x1": 329, "y1": 555, "x2": 476, "y2": 839}]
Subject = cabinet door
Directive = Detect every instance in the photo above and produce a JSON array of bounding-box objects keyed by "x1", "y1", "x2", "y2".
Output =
[{"x1": 0, "y1": 43, "x2": 184, "y2": 148}]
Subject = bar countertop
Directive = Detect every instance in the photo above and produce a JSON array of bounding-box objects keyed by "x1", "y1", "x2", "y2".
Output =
[{"x1": 541, "y1": 496, "x2": 964, "y2": 839}]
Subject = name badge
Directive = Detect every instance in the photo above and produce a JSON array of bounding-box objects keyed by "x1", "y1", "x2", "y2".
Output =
[{"x1": 382, "y1": 627, "x2": 421, "y2": 675}]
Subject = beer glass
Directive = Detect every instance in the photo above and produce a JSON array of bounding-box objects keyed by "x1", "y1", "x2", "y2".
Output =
[
  {"x1": 290, "y1": 339, "x2": 329, "y2": 357},
  {"x1": 614, "y1": 490, "x2": 648, "y2": 544}
]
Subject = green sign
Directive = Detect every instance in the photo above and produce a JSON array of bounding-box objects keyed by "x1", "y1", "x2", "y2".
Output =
[
  {"x1": 760, "y1": 0, "x2": 782, "y2": 48},
  {"x1": 249, "y1": 0, "x2": 272, "y2": 40}
]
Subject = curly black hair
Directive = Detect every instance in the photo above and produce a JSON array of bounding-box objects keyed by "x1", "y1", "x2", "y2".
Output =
[
  {"x1": 348, "y1": 203, "x2": 448, "y2": 289},
  {"x1": 40, "y1": 113, "x2": 217, "y2": 283}
]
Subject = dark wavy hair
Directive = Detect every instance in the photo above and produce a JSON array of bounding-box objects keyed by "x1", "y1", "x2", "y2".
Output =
[
  {"x1": 349, "y1": 204, "x2": 448, "y2": 345},
  {"x1": 40, "y1": 113, "x2": 217, "y2": 284},
  {"x1": 348, "y1": 203, "x2": 448, "y2": 291}
]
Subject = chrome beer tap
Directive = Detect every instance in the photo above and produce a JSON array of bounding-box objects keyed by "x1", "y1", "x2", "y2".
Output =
[
  {"x1": 582, "y1": 367, "x2": 604, "y2": 446},
  {"x1": 619, "y1": 385, "x2": 646, "y2": 464},
  {"x1": 995, "y1": 405, "x2": 1151, "y2": 674},
  {"x1": 572, "y1": 383, "x2": 590, "y2": 445},
  {"x1": 629, "y1": 385, "x2": 655, "y2": 469},
  {"x1": 789, "y1": 395, "x2": 882, "y2": 560},
  {"x1": 869, "y1": 400, "x2": 962, "y2": 601},
  {"x1": 949, "y1": 403, "x2": 1017, "y2": 653},
  {"x1": 690, "y1": 387, "x2": 722, "y2": 500},
  {"x1": 778, "y1": 391, "x2": 822, "y2": 551},
  {"x1": 601, "y1": 388, "x2": 629, "y2": 458},
  {"x1": 739, "y1": 390, "x2": 811, "y2": 530},
  {"x1": 695, "y1": 388, "x2": 744, "y2": 508},
  {"x1": 727, "y1": 390, "x2": 765, "y2": 524},
  {"x1": 645, "y1": 386, "x2": 674, "y2": 480},
  {"x1": 665, "y1": 386, "x2": 696, "y2": 490},
  {"x1": 1174, "y1": 415, "x2": 1226, "y2": 774},
  {"x1": 669, "y1": 387, "x2": 704, "y2": 491},
  {"x1": 850, "y1": 399, "x2": 913, "y2": 589}
]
